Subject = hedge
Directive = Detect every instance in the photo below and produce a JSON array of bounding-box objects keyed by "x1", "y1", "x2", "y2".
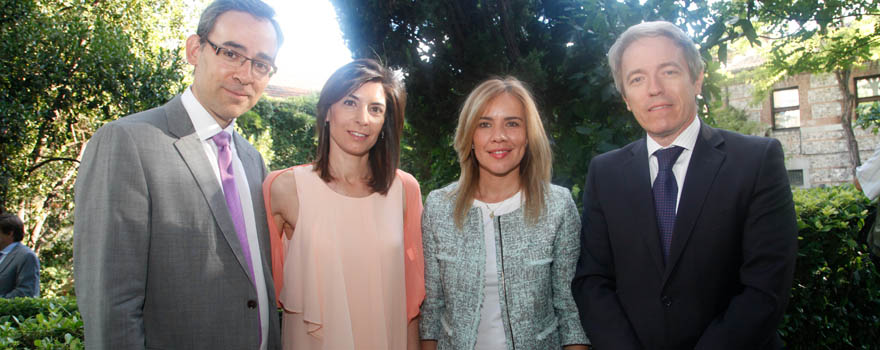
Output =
[
  {"x1": 1, "y1": 186, "x2": 879, "y2": 349},
  {"x1": 782, "y1": 185, "x2": 880, "y2": 349},
  {"x1": 0, "y1": 297, "x2": 82, "y2": 349}
]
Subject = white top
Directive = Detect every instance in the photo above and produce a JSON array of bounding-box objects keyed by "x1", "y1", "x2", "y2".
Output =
[
  {"x1": 182, "y1": 87, "x2": 269, "y2": 350},
  {"x1": 646, "y1": 116, "x2": 701, "y2": 213},
  {"x1": 857, "y1": 146, "x2": 880, "y2": 200},
  {"x1": 472, "y1": 191, "x2": 522, "y2": 350}
]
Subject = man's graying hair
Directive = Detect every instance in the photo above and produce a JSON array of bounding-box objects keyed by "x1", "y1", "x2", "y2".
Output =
[
  {"x1": 197, "y1": 0, "x2": 284, "y2": 49},
  {"x1": 607, "y1": 21, "x2": 704, "y2": 97}
]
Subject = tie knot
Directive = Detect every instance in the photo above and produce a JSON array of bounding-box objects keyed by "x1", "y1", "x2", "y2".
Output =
[
  {"x1": 655, "y1": 146, "x2": 684, "y2": 171},
  {"x1": 212, "y1": 131, "x2": 231, "y2": 148}
]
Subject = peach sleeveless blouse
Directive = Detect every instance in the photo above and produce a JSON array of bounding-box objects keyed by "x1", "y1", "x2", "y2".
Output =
[{"x1": 280, "y1": 165, "x2": 407, "y2": 349}]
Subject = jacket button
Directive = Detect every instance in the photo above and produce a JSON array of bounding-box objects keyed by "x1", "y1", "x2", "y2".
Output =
[
  {"x1": 247, "y1": 300, "x2": 257, "y2": 309},
  {"x1": 661, "y1": 296, "x2": 672, "y2": 307}
]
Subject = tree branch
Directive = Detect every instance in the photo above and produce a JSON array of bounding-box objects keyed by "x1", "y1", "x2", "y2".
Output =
[{"x1": 27, "y1": 157, "x2": 81, "y2": 175}]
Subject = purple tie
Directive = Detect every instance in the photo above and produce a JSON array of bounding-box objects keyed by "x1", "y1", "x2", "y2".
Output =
[
  {"x1": 212, "y1": 132, "x2": 256, "y2": 282},
  {"x1": 213, "y1": 131, "x2": 262, "y2": 344},
  {"x1": 653, "y1": 146, "x2": 684, "y2": 262}
]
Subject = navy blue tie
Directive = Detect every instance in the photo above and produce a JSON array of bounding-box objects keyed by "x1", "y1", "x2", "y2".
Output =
[{"x1": 653, "y1": 146, "x2": 684, "y2": 262}]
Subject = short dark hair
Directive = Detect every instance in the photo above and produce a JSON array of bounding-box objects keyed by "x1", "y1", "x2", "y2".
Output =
[
  {"x1": 0, "y1": 213, "x2": 24, "y2": 242},
  {"x1": 314, "y1": 59, "x2": 407, "y2": 195},
  {"x1": 197, "y1": 0, "x2": 284, "y2": 48}
]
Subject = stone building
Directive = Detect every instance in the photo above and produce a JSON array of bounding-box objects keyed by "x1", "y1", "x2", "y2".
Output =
[{"x1": 723, "y1": 63, "x2": 880, "y2": 188}]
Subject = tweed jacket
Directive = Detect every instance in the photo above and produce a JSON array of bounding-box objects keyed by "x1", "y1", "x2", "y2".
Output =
[{"x1": 420, "y1": 182, "x2": 588, "y2": 349}]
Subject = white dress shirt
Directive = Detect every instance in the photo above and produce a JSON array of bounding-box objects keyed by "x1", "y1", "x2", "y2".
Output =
[
  {"x1": 182, "y1": 87, "x2": 269, "y2": 350},
  {"x1": 472, "y1": 191, "x2": 522, "y2": 350},
  {"x1": 647, "y1": 117, "x2": 701, "y2": 213},
  {"x1": 857, "y1": 146, "x2": 880, "y2": 200}
]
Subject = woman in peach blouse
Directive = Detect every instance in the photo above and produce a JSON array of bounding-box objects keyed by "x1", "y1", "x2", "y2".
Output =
[{"x1": 264, "y1": 59, "x2": 424, "y2": 350}]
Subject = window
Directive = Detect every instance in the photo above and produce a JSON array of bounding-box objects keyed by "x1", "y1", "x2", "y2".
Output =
[
  {"x1": 856, "y1": 75, "x2": 880, "y2": 120},
  {"x1": 772, "y1": 87, "x2": 800, "y2": 129},
  {"x1": 787, "y1": 169, "x2": 804, "y2": 187}
]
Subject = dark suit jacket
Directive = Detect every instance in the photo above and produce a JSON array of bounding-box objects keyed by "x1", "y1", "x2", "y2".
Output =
[
  {"x1": 572, "y1": 123, "x2": 798, "y2": 349},
  {"x1": 74, "y1": 96, "x2": 281, "y2": 349},
  {"x1": 0, "y1": 243, "x2": 40, "y2": 298}
]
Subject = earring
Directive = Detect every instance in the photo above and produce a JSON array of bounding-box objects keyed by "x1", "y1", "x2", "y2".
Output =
[{"x1": 380, "y1": 130, "x2": 385, "y2": 139}]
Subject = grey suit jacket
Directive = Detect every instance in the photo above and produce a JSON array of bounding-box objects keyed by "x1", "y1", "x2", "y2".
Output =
[
  {"x1": 74, "y1": 96, "x2": 281, "y2": 349},
  {"x1": 0, "y1": 243, "x2": 40, "y2": 298}
]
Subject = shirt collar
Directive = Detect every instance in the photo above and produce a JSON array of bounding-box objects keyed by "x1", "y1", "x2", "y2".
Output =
[
  {"x1": 181, "y1": 86, "x2": 237, "y2": 144},
  {"x1": 646, "y1": 116, "x2": 701, "y2": 156},
  {"x1": 0, "y1": 241, "x2": 18, "y2": 255}
]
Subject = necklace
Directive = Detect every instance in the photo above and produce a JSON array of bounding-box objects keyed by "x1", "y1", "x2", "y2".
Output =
[{"x1": 482, "y1": 201, "x2": 505, "y2": 219}]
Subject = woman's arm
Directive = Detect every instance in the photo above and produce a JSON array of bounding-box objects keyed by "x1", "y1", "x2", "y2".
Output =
[
  {"x1": 268, "y1": 170, "x2": 299, "y2": 239},
  {"x1": 553, "y1": 190, "x2": 591, "y2": 347},
  {"x1": 420, "y1": 340, "x2": 437, "y2": 350},
  {"x1": 419, "y1": 191, "x2": 445, "y2": 345},
  {"x1": 408, "y1": 316, "x2": 422, "y2": 350}
]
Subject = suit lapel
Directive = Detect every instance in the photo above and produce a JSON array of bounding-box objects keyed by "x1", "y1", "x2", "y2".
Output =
[
  {"x1": 663, "y1": 124, "x2": 725, "y2": 282},
  {"x1": 166, "y1": 97, "x2": 254, "y2": 280},
  {"x1": 233, "y1": 132, "x2": 270, "y2": 262},
  {"x1": 0, "y1": 244, "x2": 20, "y2": 275},
  {"x1": 624, "y1": 139, "x2": 666, "y2": 275}
]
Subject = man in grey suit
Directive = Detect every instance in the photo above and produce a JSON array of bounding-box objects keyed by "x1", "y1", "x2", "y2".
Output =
[
  {"x1": 0, "y1": 213, "x2": 40, "y2": 298},
  {"x1": 74, "y1": 0, "x2": 283, "y2": 348}
]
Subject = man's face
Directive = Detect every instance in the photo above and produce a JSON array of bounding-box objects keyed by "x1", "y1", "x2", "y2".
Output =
[
  {"x1": 186, "y1": 10, "x2": 278, "y2": 128},
  {"x1": 620, "y1": 35, "x2": 703, "y2": 146}
]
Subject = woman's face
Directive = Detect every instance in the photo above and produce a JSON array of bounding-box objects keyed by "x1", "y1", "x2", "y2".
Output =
[
  {"x1": 471, "y1": 93, "x2": 528, "y2": 180},
  {"x1": 327, "y1": 81, "x2": 387, "y2": 158}
]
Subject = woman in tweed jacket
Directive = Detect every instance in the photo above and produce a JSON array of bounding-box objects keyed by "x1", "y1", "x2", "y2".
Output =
[{"x1": 420, "y1": 77, "x2": 589, "y2": 350}]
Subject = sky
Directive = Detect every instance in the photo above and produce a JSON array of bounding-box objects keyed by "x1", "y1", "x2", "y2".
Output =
[{"x1": 257, "y1": 0, "x2": 353, "y2": 90}]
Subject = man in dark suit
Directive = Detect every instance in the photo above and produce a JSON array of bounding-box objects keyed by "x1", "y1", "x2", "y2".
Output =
[
  {"x1": 74, "y1": 0, "x2": 283, "y2": 348},
  {"x1": 0, "y1": 213, "x2": 40, "y2": 298},
  {"x1": 571, "y1": 21, "x2": 798, "y2": 349}
]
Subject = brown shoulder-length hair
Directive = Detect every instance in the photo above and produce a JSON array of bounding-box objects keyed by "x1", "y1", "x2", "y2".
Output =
[
  {"x1": 451, "y1": 77, "x2": 552, "y2": 227},
  {"x1": 313, "y1": 59, "x2": 406, "y2": 195}
]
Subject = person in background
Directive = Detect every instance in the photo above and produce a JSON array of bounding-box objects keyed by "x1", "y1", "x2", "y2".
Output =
[
  {"x1": 854, "y1": 147, "x2": 880, "y2": 258},
  {"x1": 0, "y1": 212, "x2": 40, "y2": 298},
  {"x1": 264, "y1": 58, "x2": 424, "y2": 350},
  {"x1": 571, "y1": 21, "x2": 798, "y2": 349},
  {"x1": 420, "y1": 77, "x2": 589, "y2": 349},
  {"x1": 74, "y1": 0, "x2": 283, "y2": 348}
]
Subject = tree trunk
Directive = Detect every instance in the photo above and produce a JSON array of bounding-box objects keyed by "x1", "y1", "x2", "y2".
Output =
[
  {"x1": 835, "y1": 69, "x2": 860, "y2": 177},
  {"x1": 19, "y1": 140, "x2": 86, "y2": 254}
]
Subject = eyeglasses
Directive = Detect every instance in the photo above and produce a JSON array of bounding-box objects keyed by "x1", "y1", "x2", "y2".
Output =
[{"x1": 203, "y1": 38, "x2": 277, "y2": 78}]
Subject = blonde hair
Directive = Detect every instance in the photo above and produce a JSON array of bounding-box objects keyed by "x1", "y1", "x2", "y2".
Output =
[{"x1": 452, "y1": 77, "x2": 552, "y2": 227}]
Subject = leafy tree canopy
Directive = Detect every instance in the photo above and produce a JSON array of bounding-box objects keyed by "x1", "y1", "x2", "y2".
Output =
[
  {"x1": 712, "y1": 0, "x2": 879, "y2": 173},
  {"x1": 0, "y1": 0, "x2": 191, "y2": 252},
  {"x1": 330, "y1": 0, "x2": 746, "y2": 197}
]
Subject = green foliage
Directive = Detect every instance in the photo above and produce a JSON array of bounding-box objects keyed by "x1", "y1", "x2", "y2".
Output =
[
  {"x1": 36, "y1": 229, "x2": 74, "y2": 298},
  {"x1": 704, "y1": 100, "x2": 765, "y2": 136},
  {"x1": 856, "y1": 101, "x2": 880, "y2": 134},
  {"x1": 711, "y1": 1, "x2": 880, "y2": 175},
  {"x1": 241, "y1": 95, "x2": 320, "y2": 170},
  {"x1": 0, "y1": 297, "x2": 82, "y2": 350},
  {"x1": 0, "y1": 0, "x2": 189, "y2": 256},
  {"x1": 782, "y1": 185, "x2": 880, "y2": 349},
  {"x1": 329, "y1": 0, "x2": 732, "y2": 196}
]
